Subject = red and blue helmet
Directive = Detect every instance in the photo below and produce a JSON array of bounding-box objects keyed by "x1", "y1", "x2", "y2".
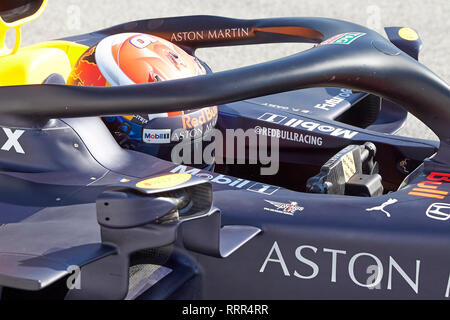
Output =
[{"x1": 68, "y1": 33, "x2": 217, "y2": 167}]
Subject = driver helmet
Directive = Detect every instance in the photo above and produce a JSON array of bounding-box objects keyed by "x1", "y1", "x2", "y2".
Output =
[{"x1": 67, "y1": 33, "x2": 217, "y2": 169}]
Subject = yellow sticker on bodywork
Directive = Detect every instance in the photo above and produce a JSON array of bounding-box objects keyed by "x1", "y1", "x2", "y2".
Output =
[
  {"x1": 136, "y1": 173, "x2": 191, "y2": 189},
  {"x1": 398, "y1": 27, "x2": 419, "y2": 41}
]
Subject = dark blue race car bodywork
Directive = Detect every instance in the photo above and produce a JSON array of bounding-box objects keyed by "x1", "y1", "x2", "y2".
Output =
[{"x1": 0, "y1": 9, "x2": 448, "y2": 300}]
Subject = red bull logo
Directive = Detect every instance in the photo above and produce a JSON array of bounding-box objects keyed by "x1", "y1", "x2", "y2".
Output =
[{"x1": 181, "y1": 106, "x2": 218, "y2": 129}]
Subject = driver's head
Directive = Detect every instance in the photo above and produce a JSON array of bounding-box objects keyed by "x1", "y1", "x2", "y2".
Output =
[{"x1": 67, "y1": 33, "x2": 217, "y2": 169}]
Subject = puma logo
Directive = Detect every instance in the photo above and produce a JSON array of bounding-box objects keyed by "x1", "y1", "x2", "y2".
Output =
[{"x1": 366, "y1": 198, "x2": 398, "y2": 218}]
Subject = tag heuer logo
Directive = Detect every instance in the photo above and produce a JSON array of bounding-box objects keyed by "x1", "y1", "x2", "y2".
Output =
[
  {"x1": 319, "y1": 32, "x2": 366, "y2": 46},
  {"x1": 264, "y1": 200, "x2": 304, "y2": 216}
]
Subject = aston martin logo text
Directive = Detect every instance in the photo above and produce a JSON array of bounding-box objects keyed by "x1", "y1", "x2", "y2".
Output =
[
  {"x1": 260, "y1": 241, "x2": 422, "y2": 294},
  {"x1": 171, "y1": 28, "x2": 250, "y2": 42},
  {"x1": 1, "y1": 128, "x2": 25, "y2": 154},
  {"x1": 182, "y1": 106, "x2": 218, "y2": 129},
  {"x1": 313, "y1": 89, "x2": 352, "y2": 111},
  {"x1": 172, "y1": 116, "x2": 217, "y2": 141},
  {"x1": 264, "y1": 200, "x2": 304, "y2": 215},
  {"x1": 257, "y1": 113, "x2": 358, "y2": 139},
  {"x1": 408, "y1": 172, "x2": 449, "y2": 199}
]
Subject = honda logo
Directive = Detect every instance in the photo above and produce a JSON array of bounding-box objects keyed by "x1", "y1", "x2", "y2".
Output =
[{"x1": 426, "y1": 203, "x2": 450, "y2": 221}]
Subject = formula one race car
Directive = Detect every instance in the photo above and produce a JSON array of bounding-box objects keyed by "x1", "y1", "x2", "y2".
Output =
[{"x1": 0, "y1": 0, "x2": 449, "y2": 300}]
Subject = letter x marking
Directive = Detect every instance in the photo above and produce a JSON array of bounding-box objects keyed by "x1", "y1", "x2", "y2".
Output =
[{"x1": 1, "y1": 128, "x2": 25, "y2": 154}]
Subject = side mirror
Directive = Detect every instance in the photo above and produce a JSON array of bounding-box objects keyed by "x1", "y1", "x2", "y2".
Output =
[
  {"x1": 66, "y1": 174, "x2": 261, "y2": 299},
  {"x1": 385, "y1": 27, "x2": 423, "y2": 60}
]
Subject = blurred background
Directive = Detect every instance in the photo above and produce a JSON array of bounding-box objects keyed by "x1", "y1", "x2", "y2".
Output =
[{"x1": 19, "y1": 0, "x2": 450, "y2": 140}]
